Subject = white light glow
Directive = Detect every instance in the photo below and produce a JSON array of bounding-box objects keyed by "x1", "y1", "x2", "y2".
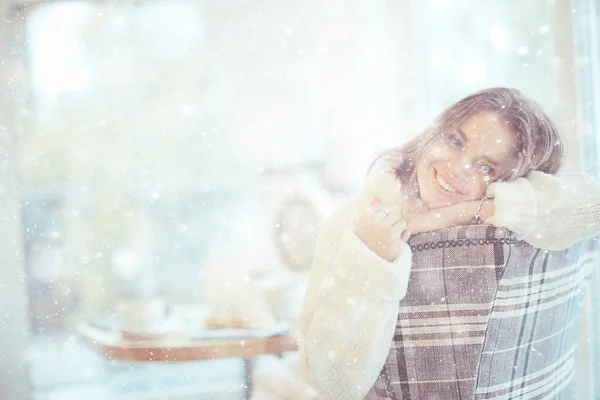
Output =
[
  {"x1": 490, "y1": 25, "x2": 508, "y2": 52},
  {"x1": 27, "y1": 3, "x2": 90, "y2": 95},
  {"x1": 459, "y1": 59, "x2": 487, "y2": 84}
]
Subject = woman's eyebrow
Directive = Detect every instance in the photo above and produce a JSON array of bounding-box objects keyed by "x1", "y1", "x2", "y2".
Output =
[
  {"x1": 482, "y1": 155, "x2": 501, "y2": 166},
  {"x1": 456, "y1": 127, "x2": 468, "y2": 142}
]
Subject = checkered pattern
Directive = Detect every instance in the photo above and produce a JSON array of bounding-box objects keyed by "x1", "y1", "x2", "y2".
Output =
[{"x1": 366, "y1": 225, "x2": 596, "y2": 399}]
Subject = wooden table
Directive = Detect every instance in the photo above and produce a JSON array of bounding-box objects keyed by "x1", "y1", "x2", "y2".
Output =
[{"x1": 77, "y1": 321, "x2": 298, "y2": 399}]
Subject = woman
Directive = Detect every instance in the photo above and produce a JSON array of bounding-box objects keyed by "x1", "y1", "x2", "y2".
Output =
[{"x1": 297, "y1": 87, "x2": 600, "y2": 399}]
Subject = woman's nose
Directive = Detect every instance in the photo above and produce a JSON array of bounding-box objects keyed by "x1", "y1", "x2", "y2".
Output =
[{"x1": 448, "y1": 161, "x2": 474, "y2": 182}]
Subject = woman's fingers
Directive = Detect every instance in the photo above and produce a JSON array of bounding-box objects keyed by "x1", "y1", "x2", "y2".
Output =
[
  {"x1": 367, "y1": 196, "x2": 385, "y2": 219},
  {"x1": 356, "y1": 200, "x2": 407, "y2": 262},
  {"x1": 391, "y1": 220, "x2": 408, "y2": 239},
  {"x1": 386, "y1": 208, "x2": 403, "y2": 226},
  {"x1": 400, "y1": 229, "x2": 411, "y2": 242},
  {"x1": 390, "y1": 218, "x2": 411, "y2": 241},
  {"x1": 370, "y1": 195, "x2": 382, "y2": 205},
  {"x1": 366, "y1": 202, "x2": 401, "y2": 222}
]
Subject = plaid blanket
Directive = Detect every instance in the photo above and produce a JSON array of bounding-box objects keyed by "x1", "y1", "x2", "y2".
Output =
[{"x1": 366, "y1": 225, "x2": 596, "y2": 400}]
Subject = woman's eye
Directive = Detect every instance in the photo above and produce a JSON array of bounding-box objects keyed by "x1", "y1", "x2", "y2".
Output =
[
  {"x1": 480, "y1": 164, "x2": 494, "y2": 175},
  {"x1": 448, "y1": 134, "x2": 463, "y2": 149}
]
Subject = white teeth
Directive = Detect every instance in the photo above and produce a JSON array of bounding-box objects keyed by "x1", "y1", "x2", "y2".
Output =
[{"x1": 436, "y1": 172, "x2": 457, "y2": 194}]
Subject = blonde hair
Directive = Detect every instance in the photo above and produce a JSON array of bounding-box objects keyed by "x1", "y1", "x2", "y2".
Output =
[{"x1": 370, "y1": 87, "x2": 565, "y2": 196}]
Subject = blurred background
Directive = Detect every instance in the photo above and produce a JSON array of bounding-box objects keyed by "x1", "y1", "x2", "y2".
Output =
[{"x1": 0, "y1": 0, "x2": 599, "y2": 399}]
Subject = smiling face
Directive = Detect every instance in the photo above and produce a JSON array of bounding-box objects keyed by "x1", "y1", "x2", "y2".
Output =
[{"x1": 416, "y1": 111, "x2": 520, "y2": 209}]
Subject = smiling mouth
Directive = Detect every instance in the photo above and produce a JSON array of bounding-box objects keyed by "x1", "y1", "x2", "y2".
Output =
[{"x1": 434, "y1": 169, "x2": 461, "y2": 196}]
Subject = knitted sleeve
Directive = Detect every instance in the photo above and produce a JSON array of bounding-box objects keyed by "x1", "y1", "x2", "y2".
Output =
[
  {"x1": 297, "y1": 207, "x2": 412, "y2": 400},
  {"x1": 484, "y1": 170, "x2": 600, "y2": 250}
]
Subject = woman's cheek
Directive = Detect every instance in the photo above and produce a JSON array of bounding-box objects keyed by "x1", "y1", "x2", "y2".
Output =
[{"x1": 470, "y1": 178, "x2": 487, "y2": 199}]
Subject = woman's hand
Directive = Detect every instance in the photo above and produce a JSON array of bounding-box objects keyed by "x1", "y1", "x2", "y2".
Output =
[
  {"x1": 405, "y1": 199, "x2": 495, "y2": 235},
  {"x1": 354, "y1": 196, "x2": 411, "y2": 262}
]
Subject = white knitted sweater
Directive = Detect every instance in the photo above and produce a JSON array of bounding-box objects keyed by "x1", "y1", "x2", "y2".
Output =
[{"x1": 297, "y1": 170, "x2": 600, "y2": 400}]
